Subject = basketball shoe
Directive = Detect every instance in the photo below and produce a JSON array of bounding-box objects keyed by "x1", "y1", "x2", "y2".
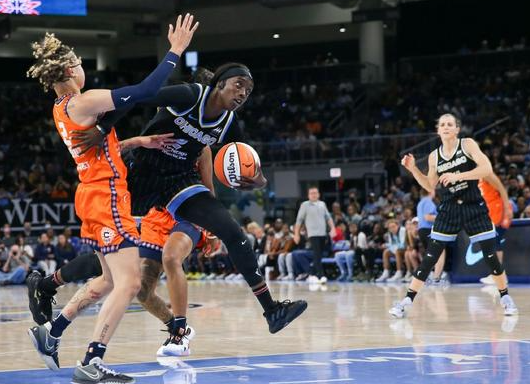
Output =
[
  {"x1": 157, "y1": 326, "x2": 196, "y2": 357},
  {"x1": 27, "y1": 271, "x2": 55, "y2": 325},
  {"x1": 389, "y1": 297, "x2": 412, "y2": 319},
  {"x1": 501, "y1": 295, "x2": 518, "y2": 316},
  {"x1": 264, "y1": 300, "x2": 308, "y2": 333},
  {"x1": 27, "y1": 322, "x2": 60, "y2": 371},
  {"x1": 72, "y1": 357, "x2": 134, "y2": 384}
]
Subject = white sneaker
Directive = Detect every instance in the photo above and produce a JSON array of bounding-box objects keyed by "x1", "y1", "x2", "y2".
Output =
[
  {"x1": 501, "y1": 295, "x2": 518, "y2": 316},
  {"x1": 319, "y1": 276, "x2": 328, "y2": 284},
  {"x1": 479, "y1": 275, "x2": 495, "y2": 285},
  {"x1": 286, "y1": 274, "x2": 295, "y2": 281},
  {"x1": 157, "y1": 326, "x2": 196, "y2": 357},
  {"x1": 387, "y1": 270, "x2": 403, "y2": 282},
  {"x1": 307, "y1": 275, "x2": 319, "y2": 284},
  {"x1": 224, "y1": 273, "x2": 237, "y2": 280},
  {"x1": 375, "y1": 270, "x2": 390, "y2": 283},
  {"x1": 234, "y1": 273, "x2": 245, "y2": 281},
  {"x1": 277, "y1": 274, "x2": 287, "y2": 280},
  {"x1": 389, "y1": 297, "x2": 412, "y2": 319}
]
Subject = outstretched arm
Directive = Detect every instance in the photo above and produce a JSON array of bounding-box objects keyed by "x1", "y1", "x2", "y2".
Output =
[{"x1": 68, "y1": 14, "x2": 198, "y2": 121}]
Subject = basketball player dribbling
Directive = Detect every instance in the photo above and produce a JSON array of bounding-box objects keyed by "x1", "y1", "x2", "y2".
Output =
[
  {"x1": 389, "y1": 113, "x2": 518, "y2": 319},
  {"x1": 25, "y1": 14, "x2": 198, "y2": 384},
  {"x1": 76, "y1": 63, "x2": 308, "y2": 335}
]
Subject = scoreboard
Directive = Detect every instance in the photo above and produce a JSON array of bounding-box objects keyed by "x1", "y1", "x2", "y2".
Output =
[{"x1": 0, "y1": 0, "x2": 87, "y2": 16}]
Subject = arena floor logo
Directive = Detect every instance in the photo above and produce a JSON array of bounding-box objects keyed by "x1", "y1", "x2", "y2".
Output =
[{"x1": 1, "y1": 341, "x2": 526, "y2": 384}]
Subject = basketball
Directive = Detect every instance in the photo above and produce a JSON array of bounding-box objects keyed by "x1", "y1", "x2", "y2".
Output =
[{"x1": 214, "y1": 142, "x2": 261, "y2": 188}]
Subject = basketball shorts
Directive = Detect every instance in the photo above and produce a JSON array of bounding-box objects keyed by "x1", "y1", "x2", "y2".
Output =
[
  {"x1": 129, "y1": 169, "x2": 210, "y2": 218},
  {"x1": 431, "y1": 200, "x2": 496, "y2": 243},
  {"x1": 138, "y1": 207, "x2": 204, "y2": 262},
  {"x1": 75, "y1": 180, "x2": 139, "y2": 255}
]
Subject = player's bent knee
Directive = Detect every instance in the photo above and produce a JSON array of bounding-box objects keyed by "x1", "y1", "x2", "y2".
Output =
[{"x1": 137, "y1": 283, "x2": 152, "y2": 303}]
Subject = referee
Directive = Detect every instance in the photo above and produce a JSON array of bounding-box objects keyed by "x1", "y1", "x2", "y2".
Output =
[{"x1": 294, "y1": 186, "x2": 336, "y2": 284}]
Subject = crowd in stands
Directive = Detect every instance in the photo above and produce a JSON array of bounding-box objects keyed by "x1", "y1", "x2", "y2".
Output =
[
  {"x1": 1, "y1": 48, "x2": 530, "y2": 286},
  {"x1": 0, "y1": 222, "x2": 86, "y2": 286}
]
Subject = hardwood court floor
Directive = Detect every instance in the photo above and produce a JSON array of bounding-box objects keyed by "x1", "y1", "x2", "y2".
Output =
[{"x1": 0, "y1": 280, "x2": 528, "y2": 382}]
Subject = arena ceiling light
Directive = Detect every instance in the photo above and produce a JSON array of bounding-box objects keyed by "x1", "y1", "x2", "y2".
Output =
[
  {"x1": 272, "y1": 33, "x2": 280, "y2": 39},
  {"x1": 339, "y1": 25, "x2": 346, "y2": 32}
]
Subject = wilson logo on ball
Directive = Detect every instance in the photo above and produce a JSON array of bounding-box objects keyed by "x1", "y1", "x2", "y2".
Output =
[{"x1": 214, "y1": 142, "x2": 261, "y2": 188}]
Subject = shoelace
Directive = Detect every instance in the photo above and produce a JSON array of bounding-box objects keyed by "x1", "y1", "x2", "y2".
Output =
[
  {"x1": 159, "y1": 329, "x2": 186, "y2": 346},
  {"x1": 94, "y1": 362, "x2": 119, "y2": 376}
]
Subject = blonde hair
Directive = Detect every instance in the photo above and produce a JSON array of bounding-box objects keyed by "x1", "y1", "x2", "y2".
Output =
[{"x1": 27, "y1": 33, "x2": 78, "y2": 92}]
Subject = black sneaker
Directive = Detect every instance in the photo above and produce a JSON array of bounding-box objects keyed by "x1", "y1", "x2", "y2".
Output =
[
  {"x1": 72, "y1": 357, "x2": 135, "y2": 384},
  {"x1": 27, "y1": 271, "x2": 55, "y2": 325},
  {"x1": 27, "y1": 323, "x2": 60, "y2": 371},
  {"x1": 264, "y1": 300, "x2": 308, "y2": 334}
]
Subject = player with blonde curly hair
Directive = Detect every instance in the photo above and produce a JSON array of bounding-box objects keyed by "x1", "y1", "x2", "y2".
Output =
[{"x1": 25, "y1": 14, "x2": 198, "y2": 384}]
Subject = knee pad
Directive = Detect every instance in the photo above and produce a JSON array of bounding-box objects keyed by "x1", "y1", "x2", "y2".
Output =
[
  {"x1": 480, "y1": 238, "x2": 504, "y2": 275},
  {"x1": 414, "y1": 239, "x2": 445, "y2": 282}
]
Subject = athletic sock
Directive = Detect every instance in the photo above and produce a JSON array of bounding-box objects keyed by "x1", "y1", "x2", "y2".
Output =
[
  {"x1": 49, "y1": 313, "x2": 71, "y2": 338},
  {"x1": 83, "y1": 342, "x2": 107, "y2": 366},
  {"x1": 165, "y1": 316, "x2": 187, "y2": 336},
  {"x1": 253, "y1": 282, "x2": 276, "y2": 312},
  {"x1": 38, "y1": 272, "x2": 62, "y2": 295},
  {"x1": 499, "y1": 288, "x2": 509, "y2": 298},
  {"x1": 406, "y1": 289, "x2": 417, "y2": 302}
]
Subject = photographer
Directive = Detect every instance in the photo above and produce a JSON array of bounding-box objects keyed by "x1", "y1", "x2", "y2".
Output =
[{"x1": 0, "y1": 239, "x2": 31, "y2": 285}]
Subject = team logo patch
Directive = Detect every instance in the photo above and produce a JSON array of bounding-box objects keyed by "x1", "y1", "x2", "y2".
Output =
[{"x1": 101, "y1": 227, "x2": 116, "y2": 245}]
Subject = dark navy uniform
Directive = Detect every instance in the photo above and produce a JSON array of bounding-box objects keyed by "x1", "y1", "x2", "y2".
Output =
[
  {"x1": 431, "y1": 139, "x2": 496, "y2": 243},
  {"x1": 126, "y1": 83, "x2": 243, "y2": 217}
]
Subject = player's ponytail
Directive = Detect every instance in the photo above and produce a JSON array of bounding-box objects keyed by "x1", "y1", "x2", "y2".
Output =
[
  {"x1": 27, "y1": 33, "x2": 78, "y2": 92},
  {"x1": 192, "y1": 67, "x2": 214, "y2": 86}
]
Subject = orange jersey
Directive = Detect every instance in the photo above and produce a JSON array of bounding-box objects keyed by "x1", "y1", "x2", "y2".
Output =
[
  {"x1": 53, "y1": 94, "x2": 127, "y2": 184},
  {"x1": 53, "y1": 94, "x2": 138, "y2": 253},
  {"x1": 479, "y1": 180, "x2": 503, "y2": 225}
]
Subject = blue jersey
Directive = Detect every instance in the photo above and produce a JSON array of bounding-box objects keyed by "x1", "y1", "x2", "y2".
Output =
[{"x1": 417, "y1": 196, "x2": 437, "y2": 229}]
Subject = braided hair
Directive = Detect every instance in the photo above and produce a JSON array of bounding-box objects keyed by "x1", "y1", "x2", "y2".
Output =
[{"x1": 27, "y1": 33, "x2": 79, "y2": 92}]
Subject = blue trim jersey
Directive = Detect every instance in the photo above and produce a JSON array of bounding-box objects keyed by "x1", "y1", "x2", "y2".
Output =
[
  {"x1": 125, "y1": 83, "x2": 244, "y2": 216},
  {"x1": 132, "y1": 83, "x2": 240, "y2": 174},
  {"x1": 436, "y1": 139, "x2": 483, "y2": 204}
]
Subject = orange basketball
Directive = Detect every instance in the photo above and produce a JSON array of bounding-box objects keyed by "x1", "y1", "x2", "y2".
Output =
[{"x1": 214, "y1": 142, "x2": 261, "y2": 188}]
